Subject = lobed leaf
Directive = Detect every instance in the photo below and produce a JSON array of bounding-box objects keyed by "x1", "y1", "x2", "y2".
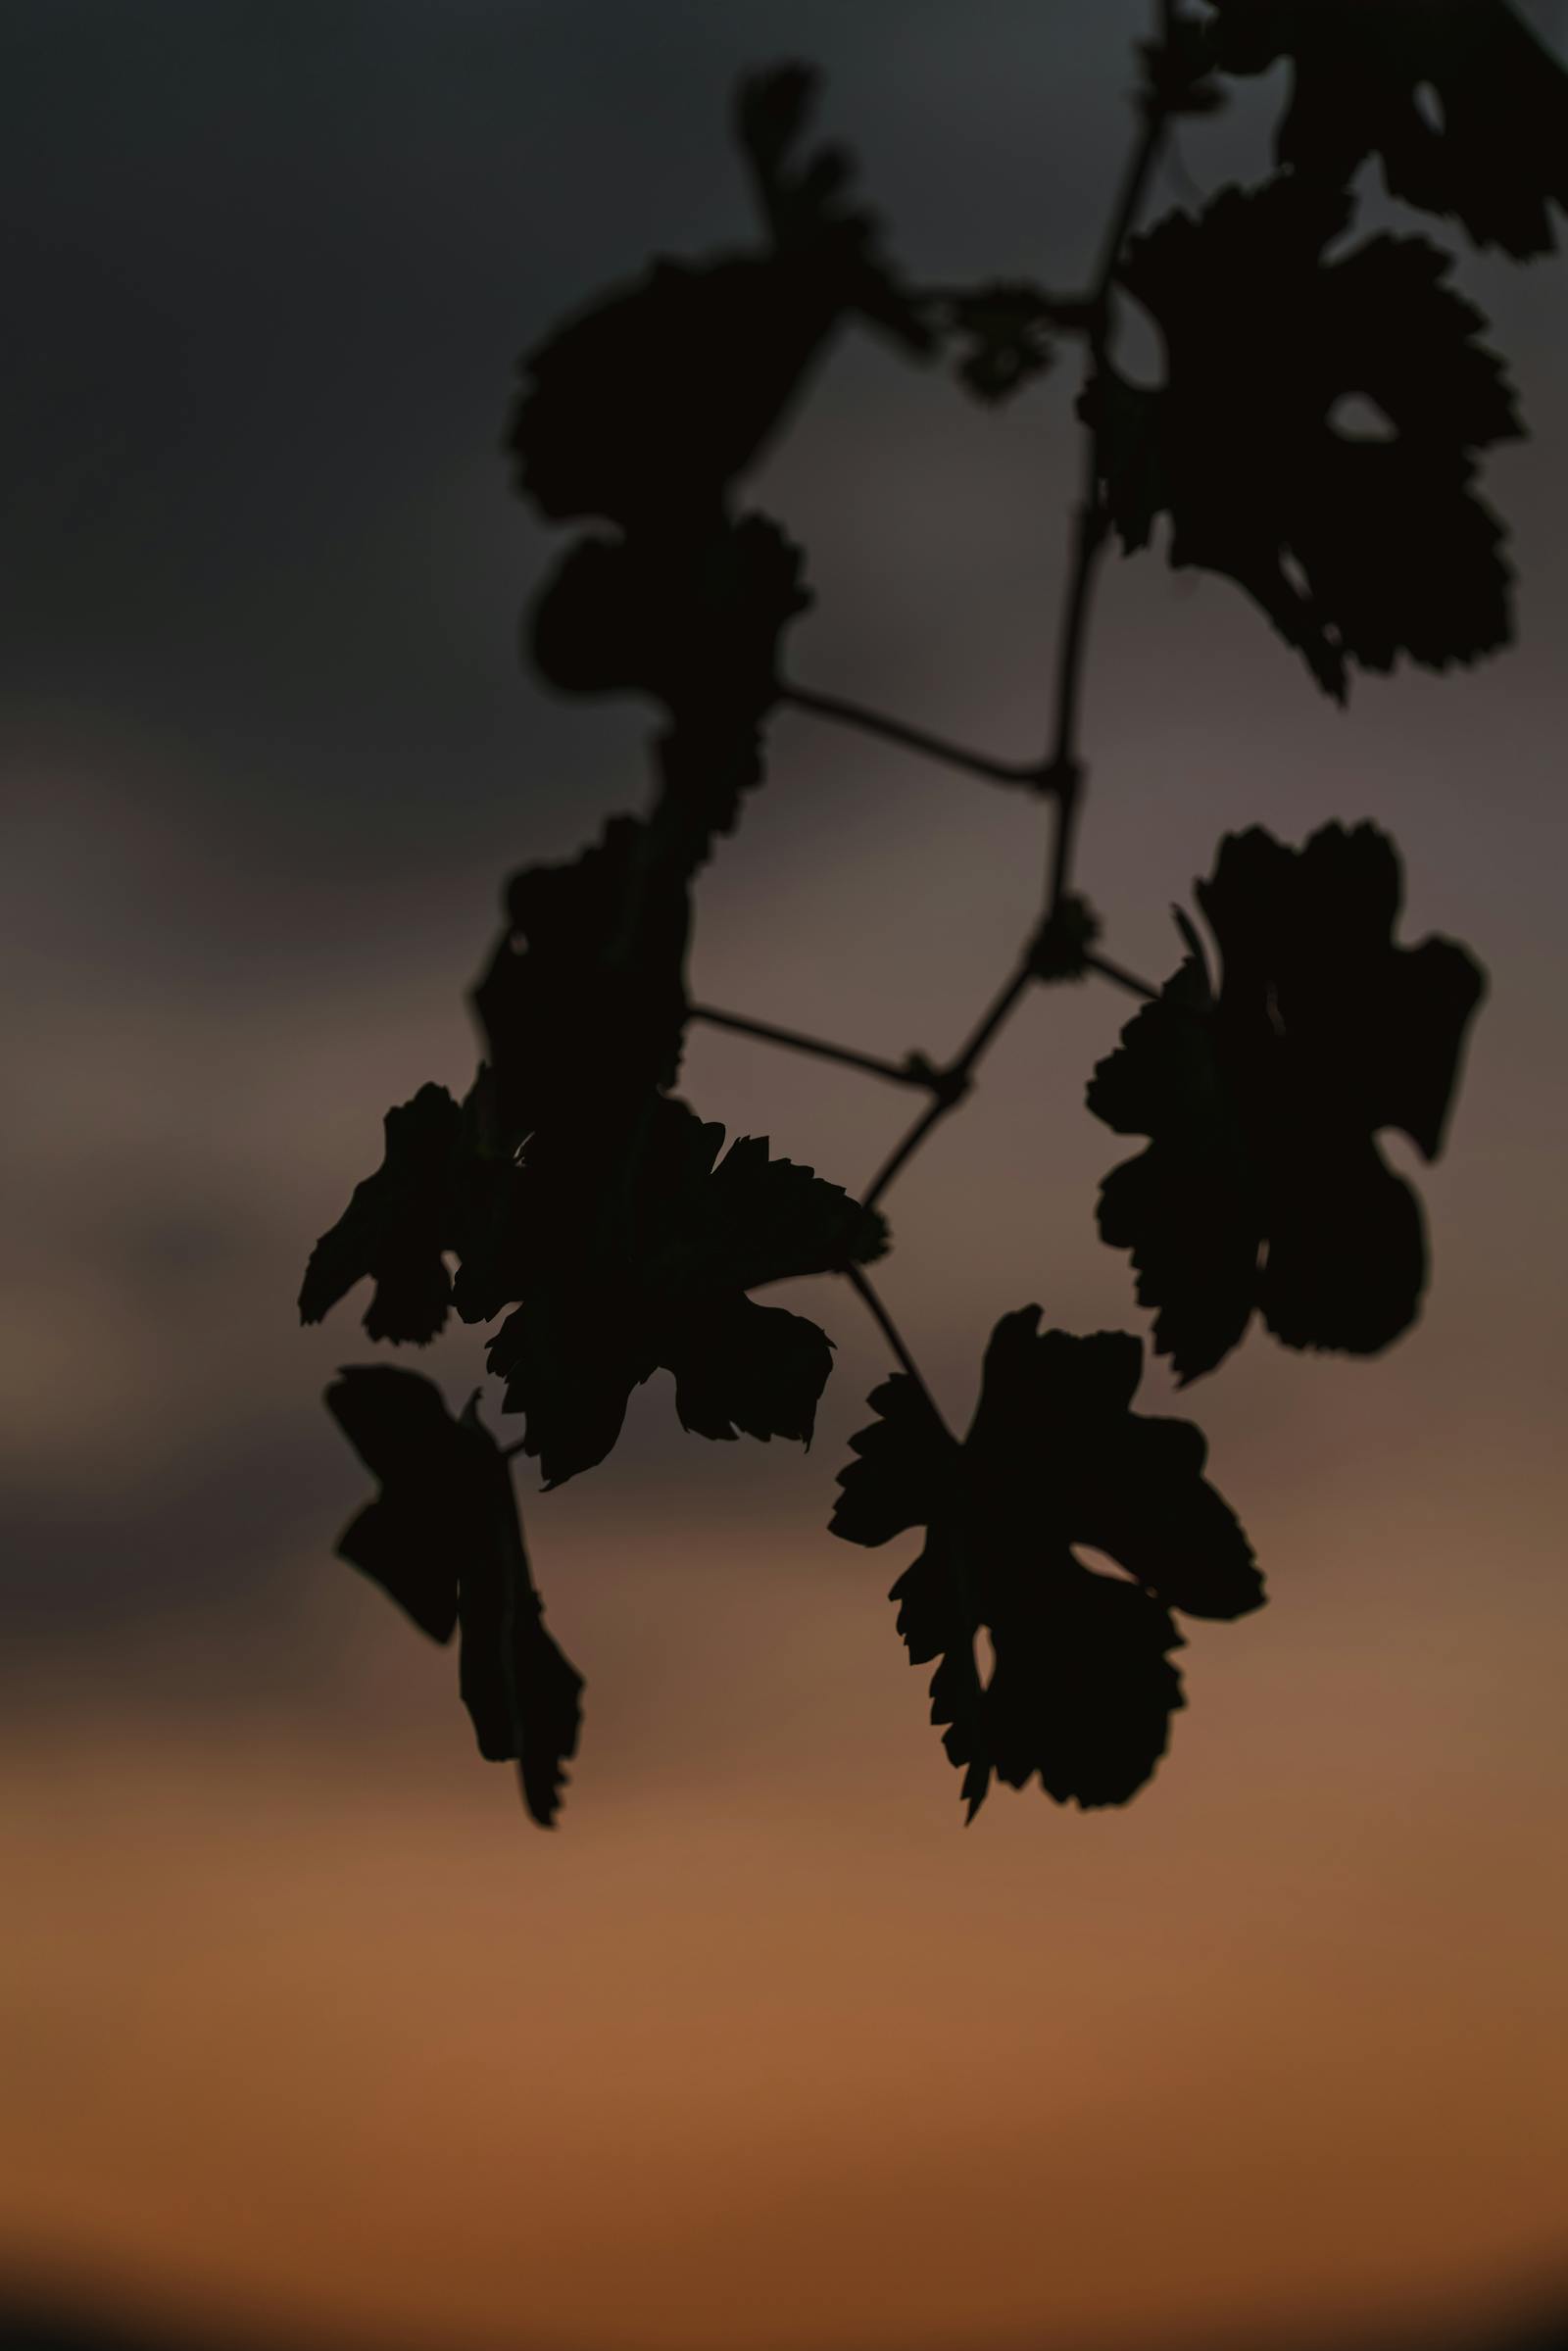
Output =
[
  {"x1": 832, "y1": 1310, "x2": 1260, "y2": 1817},
  {"x1": 1202, "y1": 0, "x2": 1568, "y2": 259},
  {"x1": 298, "y1": 1071, "x2": 525, "y2": 1346},
  {"x1": 509, "y1": 66, "x2": 925, "y2": 534},
  {"x1": 1088, "y1": 822, "x2": 1487, "y2": 1380},
  {"x1": 490, "y1": 1098, "x2": 887, "y2": 1486},
  {"x1": 326, "y1": 1368, "x2": 583, "y2": 1825},
  {"x1": 1090, "y1": 175, "x2": 1524, "y2": 695}
]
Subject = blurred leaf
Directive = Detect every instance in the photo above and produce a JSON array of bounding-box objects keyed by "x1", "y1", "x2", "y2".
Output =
[
  {"x1": 1089, "y1": 175, "x2": 1523, "y2": 695},
  {"x1": 472, "y1": 813, "x2": 691, "y2": 1159},
  {"x1": 1203, "y1": 0, "x2": 1568, "y2": 257},
  {"x1": 510, "y1": 67, "x2": 926, "y2": 533},
  {"x1": 1088, "y1": 821, "x2": 1487, "y2": 1380},
  {"x1": 832, "y1": 1311, "x2": 1261, "y2": 1817},
  {"x1": 489, "y1": 1097, "x2": 888, "y2": 1486},
  {"x1": 531, "y1": 514, "x2": 810, "y2": 850},
  {"x1": 326, "y1": 1367, "x2": 583, "y2": 1825}
]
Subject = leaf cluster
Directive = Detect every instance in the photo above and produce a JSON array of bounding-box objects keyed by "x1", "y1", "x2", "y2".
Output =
[{"x1": 298, "y1": 11, "x2": 1552, "y2": 1824}]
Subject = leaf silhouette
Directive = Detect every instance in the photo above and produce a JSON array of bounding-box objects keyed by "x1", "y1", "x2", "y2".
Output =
[
  {"x1": 300, "y1": 1082, "x2": 463, "y2": 1344},
  {"x1": 325, "y1": 1367, "x2": 583, "y2": 1825},
  {"x1": 1090, "y1": 175, "x2": 1524, "y2": 695},
  {"x1": 472, "y1": 812, "x2": 691, "y2": 1157},
  {"x1": 509, "y1": 65, "x2": 925, "y2": 535},
  {"x1": 531, "y1": 511, "x2": 811, "y2": 783},
  {"x1": 832, "y1": 1311, "x2": 1261, "y2": 1818},
  {"x1": 299, "y1": 1072, "x2": 525, "y2": 1344},
  {"x1": 1088, "y1": 821, "x2": 1487, "y2": 1381},
  {"x1": 1203, "y1": 0, "x2": 1568, "y2": 259},
  {"x1": 734, "y1": 62, "x2": 926, "y2": 337},
  {"x1": 488, "y1": 1096, "x2": 888, "y2": 1486}
]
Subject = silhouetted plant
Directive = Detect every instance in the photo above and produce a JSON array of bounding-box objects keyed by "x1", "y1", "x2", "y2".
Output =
[{"x1": 302, "y1": 3, "x2": 1562, "y2": 1825}]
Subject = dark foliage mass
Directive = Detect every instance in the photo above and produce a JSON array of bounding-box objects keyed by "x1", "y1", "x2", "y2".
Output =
[{"x1": 299, "y1": 9, "x2": 1547, "y2": 1824}]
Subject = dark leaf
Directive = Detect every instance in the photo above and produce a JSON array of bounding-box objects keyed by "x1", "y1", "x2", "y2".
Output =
[
  {"x1": 509, "y1": 69, "x2": 925, "y2": 532},
  {"x1": 531, "y1": 513, "x2": 810, "y2": 730},
  {"x1": 472, "y1": 813, "x2": 691, "y2": 1157},
  {"x1": 1089, "y1": 175, "x2": 1524, "y2": 695},
  {"x1": 509, "y1": 255, "x2": 836, "y2": 531},
  {"x1": 735, "y1": 63, "x2": 931, "y2": 348},
  {"x1": 325, "y1": 1367, "x2": 583, "y2": 1826},
  {"x1": 1088, "y1": 821, "x2": 1487, "y2": 1380},
  {"x1": 1203, "y1": 0, "x2": 1568, "y2": 258},
  {"x1": 299, "y1": 1072, "x2": 524, "y2": 1345},
  {"x1": 831, "y1": 1310, "x2": 1260, "y2": 1817},
  {"x1": 445, "y1": 1066, "x2": 531, "y2": 1326},
  {"x1": 489, "y1": 1097, "x2": 888, "y2": 1485},
  {"x1": 299, "y1": 1083, "x2": 461, "y2": 1344},
  {"x1": 326, "y1": 1366, "x2": 465, "y2": 1641}
]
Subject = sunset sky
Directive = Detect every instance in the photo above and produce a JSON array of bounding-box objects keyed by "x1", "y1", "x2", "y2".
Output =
[{"x1": 4, "y1": 5, "x2": 1567, "y2": 2349}]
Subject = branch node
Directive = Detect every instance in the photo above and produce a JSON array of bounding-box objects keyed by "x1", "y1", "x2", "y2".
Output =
[
  {"x1": 901, "y1": 1050, "x2": 972, "y2": 1104},
  {"x1": 1028, "y1": 892, "x2": 1102, "y2": 982}
]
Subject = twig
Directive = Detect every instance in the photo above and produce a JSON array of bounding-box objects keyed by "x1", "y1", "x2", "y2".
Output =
[
  {"x1": 1041, "y1": 8, "x2": 1175, "y2": 918},
  {"x1": 1084, "y1": 951, "x2": 1162, "y2": 1003},
  {"x1": 779, "y1": 682, "x2": 1049, "y2": 792},
  {"x1": 688, "y1": 1003, "x2": 938, "y2": 1092},
  {"x1": 861, "y1": 959, "x2": 1032, "y2": 1209},
  {"x1": 854, "y1": 6, "x2": 1176, "y2": 1211},
  {"x1": 843, "y1": 1265, "x2": 955, "y2": 1441}
]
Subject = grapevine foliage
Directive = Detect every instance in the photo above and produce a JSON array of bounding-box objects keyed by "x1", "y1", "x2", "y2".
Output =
[
  {"x1": 299, "y1": 9, "x2": 1562, "y2": 1825},
  {"x1": 1088, "y1": 823, "x2": 1488, "y2": 1382},
  {"x1": 831, "y1": 1314, "x2": 1262, "y2": 1817}
]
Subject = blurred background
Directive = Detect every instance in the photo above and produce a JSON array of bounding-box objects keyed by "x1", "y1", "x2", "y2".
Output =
[{"x1": 4, "y1": 4, "x2": 1566, "y2": 2349}]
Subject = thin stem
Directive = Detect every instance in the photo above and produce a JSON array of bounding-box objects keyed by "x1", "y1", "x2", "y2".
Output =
[
  {"x1": 1041, "y1": 0, "x2": 1174, "y2": 914},
  {"x1": 849, "y1": 5, "x2": 1176, "y2": 1214},
  {"x1": 780, "y1": 682, "x2": 1049, "y2": 793},
  {"x1": 843, "y1": 1265, "x2": 954, "y2": 1441},
  {"x1": 1084, "y1": 951, "x2": 1162, "y2": 1003},
  {"x1": 861, "y1": 959, "x2": 1033, "y2": 1210},
  {"x1": 687, "y1": 1003, "x2": 936, "y2": 1092},
  {"x1": 1090, "y1": 49, "x2": 1176, "y2": 308}
]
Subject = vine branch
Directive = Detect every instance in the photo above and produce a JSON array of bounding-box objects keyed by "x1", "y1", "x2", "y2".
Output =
[
  {"x1": 779, "y1": 682, "x2": 1049, "y2": 792},
  {"x1": 843, "y1": 1265, "x2": 954, "y2": 1441},
  {"x1": 860, "y1": 958, "x2": 1032, "y2": 1209},
  {"x1": 688, "y1": 1002, "x2": 940, "y2": 1092},
  {"x1": 849, "y1": 5, "x2": 1176, "y2": 1218},
  {"x1": 1043, "y1": 4, "x2": 1175, "y2": 916},
  {"x1": 1083, "y1": 951, "x2": 1162, "y2": 1003}
]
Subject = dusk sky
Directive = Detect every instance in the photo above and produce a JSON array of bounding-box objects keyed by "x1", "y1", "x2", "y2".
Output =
[{"x1": 4, "y1": 5, "x2": 1567, "y2": 2350}]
